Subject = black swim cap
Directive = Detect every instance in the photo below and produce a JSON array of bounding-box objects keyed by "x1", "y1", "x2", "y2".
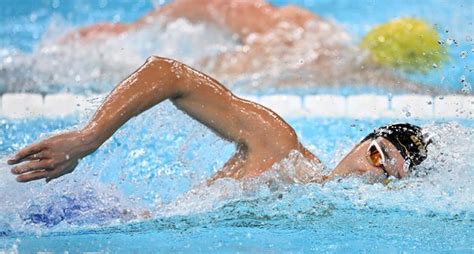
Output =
[{"x1": 361, "y1": 123, "x2": 430, "y2": 170}]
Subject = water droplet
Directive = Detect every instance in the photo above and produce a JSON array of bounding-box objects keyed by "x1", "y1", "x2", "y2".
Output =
[
  {"x1": 52, "y1": 0, "x2": 60, "y2": 9},
  {"x1": 3, "y1": 56, "x2": 12, "y2": 64},
  {"x1": 460, "y1": 51, "x2": 467, "y2": 58},
  {"x1": 112, "y1": 14, "x2": 121, "y2": 23},
  {"x1": 460, "y1": 75, "x2": 466, "y2": 83},
  {"x1": 98, "y1": 0, "x2": 108, "y2": 8},
  {"x1": 432, "y1": 63, "x2": 438, "y2": 68},
  {"x1": 445, "y1": 38, "x2": 453, "y2": 45},
  {"x1": 466, "y1": 35, "x2": 473, "y2": 42},
  {"x1": 29, "y1": 13, "x2": 38, "y2": 23}
]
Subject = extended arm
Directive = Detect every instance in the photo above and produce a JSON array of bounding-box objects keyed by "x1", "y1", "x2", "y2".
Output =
[{"x1": 8, "y1": 56, "x2": 302, "y2": 182}]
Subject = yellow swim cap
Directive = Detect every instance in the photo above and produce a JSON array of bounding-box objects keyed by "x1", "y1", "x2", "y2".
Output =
[{"x1": 360, "y1": 17, "x2": 448, "y2": 72}]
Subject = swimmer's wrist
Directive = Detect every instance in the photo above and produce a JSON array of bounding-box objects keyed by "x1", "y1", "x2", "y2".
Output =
[{"x1": 78, "y1": 129, "x2": 103, "y2": 154}]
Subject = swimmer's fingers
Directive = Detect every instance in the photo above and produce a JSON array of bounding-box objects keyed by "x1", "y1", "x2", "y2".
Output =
[
  {"x1": 11, "y1": 160, "x2": 53, "y2": 175},
  {"x1": 15, "y1": 160, "x2": 77, "y2": 183},
  {"x1": 15, "y1": 170, "x2": 50, "y2": 183},
  {"x1": 45, "y1": 161, "x2": 79, "y2": 183},
  {"x1": 7, "y1": 143, "x2": 46, "y2": 165},
  {"x1": 24, "y1": 151, "x2": 50, "y2": 162}
]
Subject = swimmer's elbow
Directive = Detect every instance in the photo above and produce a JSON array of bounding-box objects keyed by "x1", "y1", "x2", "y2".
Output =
[
  {"x1": 146, "y1": 55, "x2": 183, "y2": 70},
  {"x1": 143, "y1": 56, "x2": 188, "y2": 97},
  {"x1": 145, "y1": 55, "x2": 176, "y2": 71},
  {"x1": 146, "y1": 55, "x2": 169, "y2": 63}
]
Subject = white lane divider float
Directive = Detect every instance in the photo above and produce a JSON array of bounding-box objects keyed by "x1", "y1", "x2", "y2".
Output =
[{"x1": 0, "y1": 93, "x2": 472, "y2": 119}]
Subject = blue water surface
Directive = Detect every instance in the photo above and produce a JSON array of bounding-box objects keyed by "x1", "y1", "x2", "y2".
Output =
[{"x1": 0, "y1": 104, "x2": 473, "y2": 252}]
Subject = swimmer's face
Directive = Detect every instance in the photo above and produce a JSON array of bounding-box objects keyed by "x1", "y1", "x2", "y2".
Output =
[{"x1": 330, "y1": 137, "x2": 407, "y2": 182}]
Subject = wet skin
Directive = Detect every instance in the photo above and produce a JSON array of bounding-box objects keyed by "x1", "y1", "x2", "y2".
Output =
[
  {"x1": 329, "y1": 137, "x2": 407, "y2": 181},
  {"x1": 7, "y1": 56, "x2": 406, "y2": 183},
  {"x1": 60, "y1": 0, "x2": 434, "y2": 93},
  {"x1": 64, "y1": 0, "x2": 315, "y2": 41}
]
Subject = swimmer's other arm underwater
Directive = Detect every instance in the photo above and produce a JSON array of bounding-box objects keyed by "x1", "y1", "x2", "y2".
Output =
[{"x1": 7, "y1": 56, "x2": 430, "y2": 184}]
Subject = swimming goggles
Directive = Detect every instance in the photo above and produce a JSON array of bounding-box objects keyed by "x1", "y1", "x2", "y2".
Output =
[{"x1": 366, "y1": 139, "x2": 390, "y2": 178}]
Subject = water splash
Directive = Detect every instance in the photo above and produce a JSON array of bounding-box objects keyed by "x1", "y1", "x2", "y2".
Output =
[
  {"x1": 154, "y1": 121, "x2": 474, "y2": 223},
  {"x1": 0, "y1": 12, "x2": 448, "y2": 94},
  {"x1": 0, "y1": 17, "x2": 237, "y2": 94},
  {"x1": 0, "y1": 117, "x2": 473, "y2": 236}
]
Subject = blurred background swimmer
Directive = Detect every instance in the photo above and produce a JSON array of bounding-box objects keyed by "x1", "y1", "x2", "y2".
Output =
[{"x1": 0, "y1": 0, "x2": 447, "y2": 94}]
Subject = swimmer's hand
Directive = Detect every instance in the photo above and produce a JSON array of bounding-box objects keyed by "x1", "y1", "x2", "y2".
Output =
[{"x1": 7, "y1": 131, "x2": 97, "y2": 183}]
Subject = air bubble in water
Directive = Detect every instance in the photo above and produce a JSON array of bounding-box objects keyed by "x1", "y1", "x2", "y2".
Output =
[{"x1": 459, "y1": 51, "x2": 467, "y2": 58}]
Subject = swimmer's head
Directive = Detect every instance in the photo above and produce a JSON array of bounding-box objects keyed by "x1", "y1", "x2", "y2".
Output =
[{"x1": 331, "y1": 123, "x2": 430, "y2": 181}]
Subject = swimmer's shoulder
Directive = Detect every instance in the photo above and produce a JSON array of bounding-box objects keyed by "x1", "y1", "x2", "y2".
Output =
[{"x1": 276, "y1": 5, "x2": 318, "y2": 26}]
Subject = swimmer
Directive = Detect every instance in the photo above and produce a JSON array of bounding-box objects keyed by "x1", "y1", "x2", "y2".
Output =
[
  {"x1": 60, "y1": 0, "x2": 434, "y2": 93},
  {"x1": 7, "y1": 56, "x2": 430, "y2": 184}
]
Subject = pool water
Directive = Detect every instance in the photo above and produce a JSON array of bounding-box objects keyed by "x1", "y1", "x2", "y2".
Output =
[
  {"x1": 0, "y1": 103, "x2": 473, "y2": 252},
  {"x1": 0, "y1": 0, "x2": 473, "y2": 252}
]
